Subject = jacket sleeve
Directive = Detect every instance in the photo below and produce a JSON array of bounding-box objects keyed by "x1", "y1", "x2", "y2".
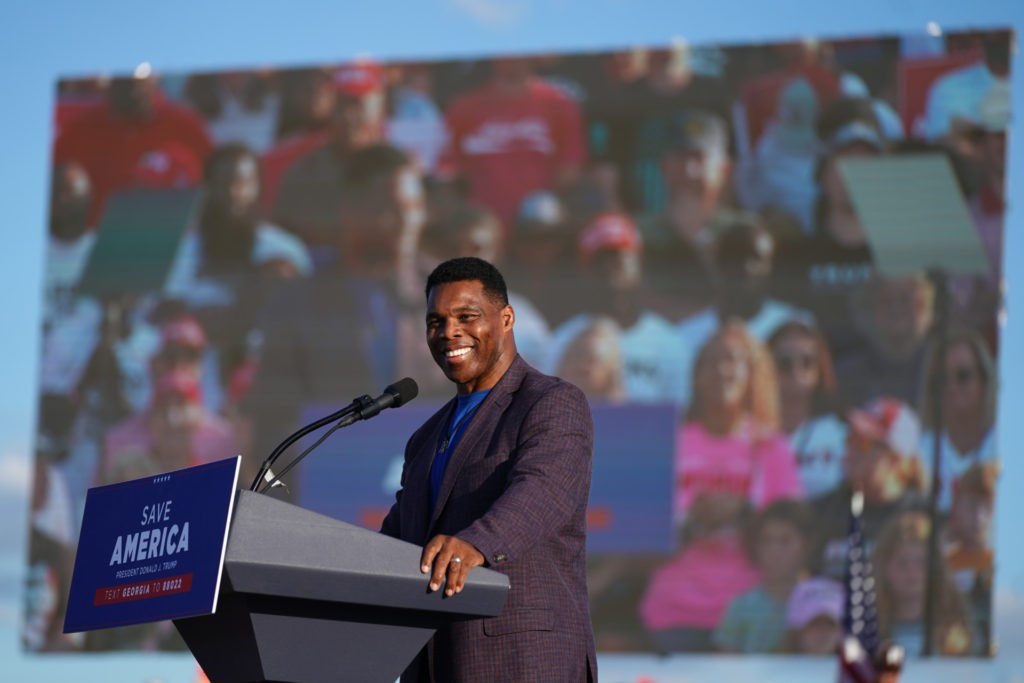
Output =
[
  {"x1": 379, "y1": 436, "x2": 414, "y2": 539},
  {"x1": 456, "y1": 381, "x2": 593, "y2": 567}
]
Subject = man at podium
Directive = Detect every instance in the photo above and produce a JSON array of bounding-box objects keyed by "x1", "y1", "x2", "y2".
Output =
[{"x1": 380, "y1": 256, "x2": 598, "y2": 682}]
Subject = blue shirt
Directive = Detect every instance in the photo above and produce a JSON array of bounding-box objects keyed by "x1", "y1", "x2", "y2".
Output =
[{"x1": 430, "y1": 389, "x2": 490, "y2": 509}]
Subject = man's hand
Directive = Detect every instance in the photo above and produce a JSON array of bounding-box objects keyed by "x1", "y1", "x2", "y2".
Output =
[{"x1": 421, "y1": 534, "x2": 485, "y2": 597}]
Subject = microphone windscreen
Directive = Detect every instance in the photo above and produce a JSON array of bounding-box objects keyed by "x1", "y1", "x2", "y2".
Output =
[{"x1": 388, "y1": 377, "x2": 419, "y2": 407}]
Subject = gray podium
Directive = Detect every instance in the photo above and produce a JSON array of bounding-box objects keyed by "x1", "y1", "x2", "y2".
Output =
[{"x1": 174, "y1": 490, "x2": 510, "y2": 683}]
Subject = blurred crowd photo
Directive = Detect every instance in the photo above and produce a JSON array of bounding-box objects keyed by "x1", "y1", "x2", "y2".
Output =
[{"x1": 30, "y1": 28, "x2": 1009, "y2": 658}]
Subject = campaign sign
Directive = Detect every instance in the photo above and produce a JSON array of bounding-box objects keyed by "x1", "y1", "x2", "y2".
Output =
[
  {"x1": 296, "y1": 401, "x2": 676, "y2": 553},
  {"x1": 63, "y1": 456, "x2": 240, "y2": 633}
]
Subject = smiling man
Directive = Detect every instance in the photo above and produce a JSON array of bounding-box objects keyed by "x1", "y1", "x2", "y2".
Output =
[{"x1": 380, "y1": 256, "x2": 597, "y2": 682}]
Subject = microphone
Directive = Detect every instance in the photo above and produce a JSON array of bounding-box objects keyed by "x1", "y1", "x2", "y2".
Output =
[
  {"x1": 249, "y1": 378, "x2": 419, "y2": 492},
  {"x1": 340, "y1": 377, "x2": 419, "y2": 424}
]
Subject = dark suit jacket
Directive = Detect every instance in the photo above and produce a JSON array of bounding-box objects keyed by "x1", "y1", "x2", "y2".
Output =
[{"x1": 381, "y1": 355, "x2": 597, "y2": 682}]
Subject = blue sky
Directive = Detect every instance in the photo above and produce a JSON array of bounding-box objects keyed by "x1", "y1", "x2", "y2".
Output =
[{"x1": 1, "y1": 1, "x2": 1023, "y2": 681}]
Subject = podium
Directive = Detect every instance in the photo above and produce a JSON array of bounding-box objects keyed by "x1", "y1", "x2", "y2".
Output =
[{"x1": 174, "y1": 490, "x2": 510, "y2": 683}]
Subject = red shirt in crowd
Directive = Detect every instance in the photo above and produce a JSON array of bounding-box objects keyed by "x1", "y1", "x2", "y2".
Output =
[
  {"x1": 54, "y1": 95, "x2": 213, "y2": 223},
  {"x1": 441, "y1": 77, "x2": 587, "y2": 231}
]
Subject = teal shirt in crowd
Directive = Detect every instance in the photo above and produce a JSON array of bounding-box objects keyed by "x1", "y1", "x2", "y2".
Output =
[{"x1": 712, "y1": 585, "x2": 789, "y2": 653}]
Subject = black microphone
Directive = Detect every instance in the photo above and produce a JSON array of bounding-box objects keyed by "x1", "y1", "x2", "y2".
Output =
[
  {"x1": 342, "y1": 377, "x2": 419, "y2": 424},
  {"x1": 250, "y1": 378, "x2": 419, "y2": 492}
]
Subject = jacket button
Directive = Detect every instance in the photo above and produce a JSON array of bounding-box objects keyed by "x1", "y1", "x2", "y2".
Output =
[{"x1": 492, "y1": 552, "x2": 507, "y2": 563}]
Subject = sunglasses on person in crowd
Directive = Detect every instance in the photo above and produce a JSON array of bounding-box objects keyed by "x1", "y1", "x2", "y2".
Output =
[{"x1": 775, "y1": 352, "x2": 816, "y2": 372}]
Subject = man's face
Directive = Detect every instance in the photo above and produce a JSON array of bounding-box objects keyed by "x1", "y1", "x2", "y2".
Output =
[
  {"x1": 589, "y1": 249, "x2": 642, "y2": 292},
  {"x1": 334, "y1": 92, "x2": 385, "y2": 150},
  {"x1": 662, "y1": 146, "x2": 728, "y2": 206},
  {"x1": 716, "y1": 229, "x2": 774, "y2": 317},
  {"x1": 426, "y1": 280, "x2": 514, "y2": 395},
  {"x1": 719, "y1": 235, "x2": 773, "y2": 293},
  {"x1": 346, "y1": 166, "x2": 425, "y2": 274},
  {"x1": 871, "y1": 278, "x2": 933, "y2": 358},
  {"x1": 209, "y1": 155, "x2": 260, "y2": 218}
]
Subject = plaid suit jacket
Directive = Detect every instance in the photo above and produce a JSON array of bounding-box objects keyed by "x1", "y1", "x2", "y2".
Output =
[{"x1": 381, "y1": 355, "x2": 597, "y2": 682}]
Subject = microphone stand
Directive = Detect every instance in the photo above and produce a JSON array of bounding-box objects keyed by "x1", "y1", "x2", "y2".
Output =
[
  {"x1": 248, "y1": 395, "x2": 374, "y2": 492},
  {"x1": 257, "y1": 395, "x2": 379, "y2": 493}
]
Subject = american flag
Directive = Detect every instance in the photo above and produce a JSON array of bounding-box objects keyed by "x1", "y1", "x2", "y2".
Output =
[{"x1": 837, "y1": 491, "x2": 881, "y2": 683}]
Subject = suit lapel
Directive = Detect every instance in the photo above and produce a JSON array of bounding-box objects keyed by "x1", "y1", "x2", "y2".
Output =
[
  {"x1": 428, "y1": 356, "x2": 525, "y2": 531},
  {"x1": 408, "y1": 403, "x2": 453, "y2": 543}
]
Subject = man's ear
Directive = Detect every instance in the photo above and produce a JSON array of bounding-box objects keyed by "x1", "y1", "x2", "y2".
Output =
[{"x1": 503, "y1": 304, "x2": 515, "y2": 331}]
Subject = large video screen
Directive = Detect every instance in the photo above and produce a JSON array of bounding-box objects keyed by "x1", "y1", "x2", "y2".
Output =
[{"x1": 31, "y1": 28, "x2": 1008, "y2": 659}]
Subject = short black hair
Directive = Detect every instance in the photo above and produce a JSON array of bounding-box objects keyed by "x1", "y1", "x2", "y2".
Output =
[{"x1": 425, "y1": 256, "x2": 509, "y2": 306}]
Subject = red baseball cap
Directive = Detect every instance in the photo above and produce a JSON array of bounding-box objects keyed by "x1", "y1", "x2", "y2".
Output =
[
  {"x1": 331, "y1": 61, "x2": 384, "y2": 96},
  {"x1": 577, "y1": 212, "x2": 642, "y2": 262}
]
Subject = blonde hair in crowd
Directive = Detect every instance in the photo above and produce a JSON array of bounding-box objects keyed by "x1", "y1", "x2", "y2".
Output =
[
  {"x1": 689, "y1": 319, "x2": 780, "y2": 436},
  {"x1": 873, "y1": 510, "x2": 973, "y2": 656}
]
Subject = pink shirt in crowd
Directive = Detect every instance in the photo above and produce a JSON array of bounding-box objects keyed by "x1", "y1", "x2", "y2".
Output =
[
  {"x1": 641, "y1": 421, "x2": 803, "y2": 631},
  {"x1": 674, "y1": 420, "x2": 803, "y2": 522}
]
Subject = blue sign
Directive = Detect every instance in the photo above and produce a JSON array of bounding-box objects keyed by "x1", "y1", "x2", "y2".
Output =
[
  {"x1": 296, "y1": 402, "x2": 676, "y2": 553},
  {"x1": 63, "y1": 457, "x2": 240, "y2": 633}
]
